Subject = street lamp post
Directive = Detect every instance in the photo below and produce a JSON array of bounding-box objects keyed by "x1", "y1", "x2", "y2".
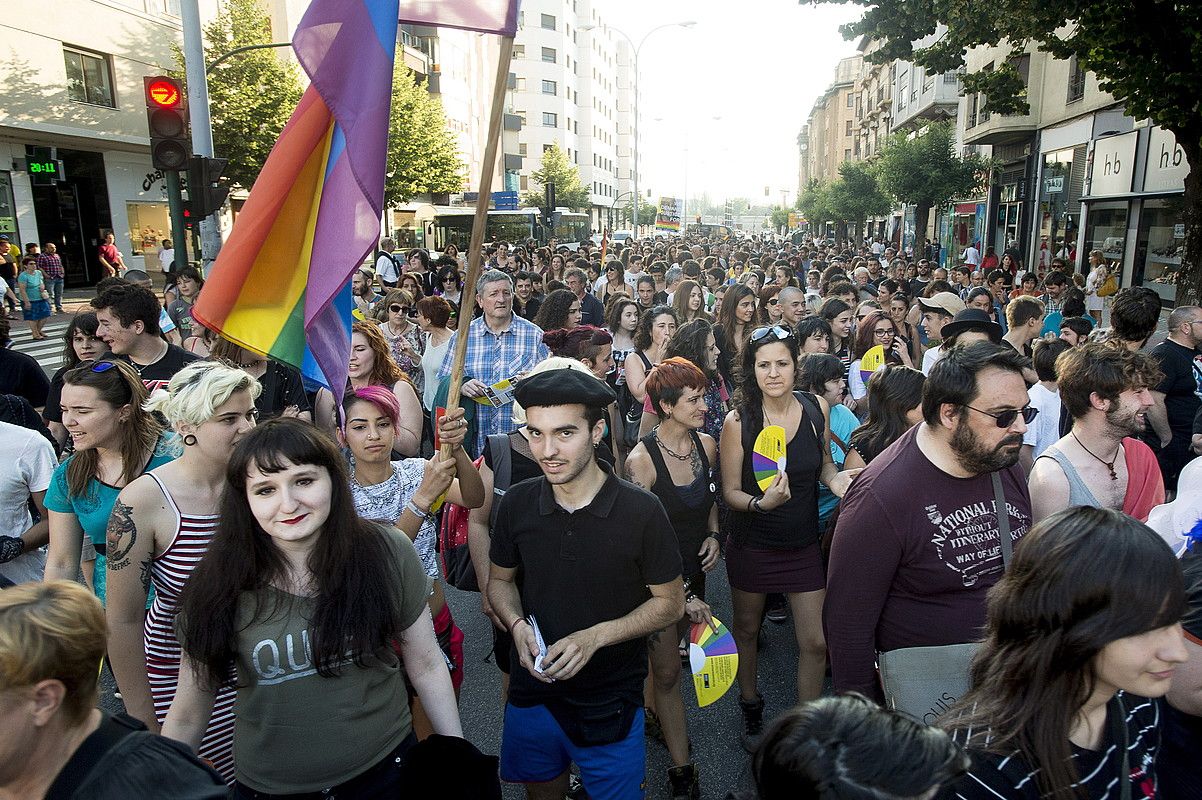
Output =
[{"x1": 579, "y1": 21, "x2": 694, "y2": 240}]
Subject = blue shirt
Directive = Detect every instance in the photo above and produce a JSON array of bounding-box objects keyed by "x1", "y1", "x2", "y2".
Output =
[
  {"x1": 439, "y1": 313, "x2": 549, "y2": 453},
  {"x1": 818, "y1": 403, "x2": 859, "y2": 524}
]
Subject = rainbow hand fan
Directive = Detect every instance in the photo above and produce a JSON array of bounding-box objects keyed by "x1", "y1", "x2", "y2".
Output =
[
  {"x1": 859, "y1": 344, "x2": 887, "y2": 384},
  {"x1": 752, "y1": 425, "x2": 787, "y2": 491},
  {"x1": 689, "y1": 616, "x2": 738, "y2": 707}
]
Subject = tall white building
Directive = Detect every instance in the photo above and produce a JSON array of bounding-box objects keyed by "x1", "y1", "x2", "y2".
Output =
[{"x1": 510, "y1": 0, "x2": 632, "y2": 231}]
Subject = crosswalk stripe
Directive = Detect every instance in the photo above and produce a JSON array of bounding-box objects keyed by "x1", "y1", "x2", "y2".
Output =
[{"x1": 8, "y1": 322, "x2": 70, "y2": 374}]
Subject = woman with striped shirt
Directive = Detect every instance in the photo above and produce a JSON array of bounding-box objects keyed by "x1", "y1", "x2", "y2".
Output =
[
  {"x1": 104, "y1": 360, "x2": 260, "y2": 781},
  {"x1": 942, "y1": 507, "x2": 1188, "y2": 799}
]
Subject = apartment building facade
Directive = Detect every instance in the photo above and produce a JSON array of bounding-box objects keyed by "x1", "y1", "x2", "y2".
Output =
[
  {"x1": 509, "y1": 0, "x2": 631, "y2": 231},
  {"x1": 798, "y1": 54, "x2": 861, "y2": 189}
]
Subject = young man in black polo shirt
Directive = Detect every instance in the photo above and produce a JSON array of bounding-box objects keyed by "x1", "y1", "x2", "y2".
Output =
[{"x1": 489, "y1": 368, "x2": 683, "y2": 800}]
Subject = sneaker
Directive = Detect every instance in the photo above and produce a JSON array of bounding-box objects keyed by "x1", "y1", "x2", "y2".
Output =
[
  {"x1": 567, "y1": 771, "x2": 590, "y2": 799},
  {"x1": 667, "y1": 763, "x2": 700, "y2": 800},
  {"x1": 765, "y1": 593, "x2": 788, "y2": 624},
  {"x1": 739, "y1": 694, "x2": 764, "y2": 752}
]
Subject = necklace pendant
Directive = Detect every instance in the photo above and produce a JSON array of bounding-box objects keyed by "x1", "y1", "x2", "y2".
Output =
[{"x1": 1108, "y1": 466, "x2": 1118, "y2": 481}]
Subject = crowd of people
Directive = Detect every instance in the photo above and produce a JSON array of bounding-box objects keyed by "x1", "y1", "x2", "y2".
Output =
[{"x1": 0, "y1": 229, "x2": 1200, "y2": 800}]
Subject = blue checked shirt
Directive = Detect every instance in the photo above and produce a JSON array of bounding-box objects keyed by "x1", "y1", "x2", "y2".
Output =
[{"x1": 439, "y1": 312, "x2": 549, "y2": 453}]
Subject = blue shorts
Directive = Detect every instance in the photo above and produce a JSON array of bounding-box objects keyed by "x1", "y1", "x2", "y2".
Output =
[{"x1": 500, "y1": 703, "x2": 645, "y2": 800}]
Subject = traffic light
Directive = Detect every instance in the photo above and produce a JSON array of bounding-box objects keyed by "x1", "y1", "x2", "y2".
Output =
[
  {"x1": 182, "y1": 206, "x2": 195, "y2": 231},
  {"x1": 186, "y1": 155, "x2": 230, "y2": 219},
  {"x1": 144, "y1": 76, "x2": 189, "y2": 171}
]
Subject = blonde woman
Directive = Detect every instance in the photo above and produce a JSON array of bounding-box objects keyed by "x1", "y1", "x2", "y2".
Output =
[{"x1": 105, "y1": 360, "x2": 260, "y2": 780}]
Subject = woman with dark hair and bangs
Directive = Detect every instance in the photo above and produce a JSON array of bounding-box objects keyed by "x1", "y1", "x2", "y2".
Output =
[
  {"x1": 163, "y1": 418, "x2": 463, "y2": 797},
  {"x1": 841, "y1": 366, "x2": 926, "y2": 471},
  {"x1": 43, "y1": 311, "x2": 105, "y2": 448},
  {"x1": 942, "y1": 506, "x2": 1188, "y2": 800}
]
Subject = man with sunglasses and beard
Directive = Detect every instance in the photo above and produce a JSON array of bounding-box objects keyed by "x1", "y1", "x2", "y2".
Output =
[
  {"x1": 825, "y1": 343, "x2": 1034, "y2": 700},
  {"x1": 1028, "y1": 344, "x2": 1165, "y2": 523}
]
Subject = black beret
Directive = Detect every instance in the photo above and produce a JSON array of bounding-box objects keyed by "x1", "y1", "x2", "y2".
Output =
[{"x1": 514, "y1": 368, "x2": 616, "y2": 409}]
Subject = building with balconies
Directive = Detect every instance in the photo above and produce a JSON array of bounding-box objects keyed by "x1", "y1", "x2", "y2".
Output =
[
  {"x1": 889, "y1": 29, "x2": 960, "y2": 133},
  {"x1": 509, "y1": 0, "x2": 629, "y2": 232},
  {"x1": 798, "y1": 55, "x2": 861, "y2": 186}
]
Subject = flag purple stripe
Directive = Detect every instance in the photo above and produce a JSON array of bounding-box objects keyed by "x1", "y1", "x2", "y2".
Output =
[
  {"x1": 396, "y1": 0, "x2": 519, "y2": 36},
  {"x1": 291, "y1": 0, "x2": 398, "y2": 399}
]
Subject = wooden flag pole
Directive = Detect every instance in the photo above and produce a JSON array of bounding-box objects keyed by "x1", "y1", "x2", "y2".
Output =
[{"x1": 439, "y1": 35, "x2": 515, "y2": 457}]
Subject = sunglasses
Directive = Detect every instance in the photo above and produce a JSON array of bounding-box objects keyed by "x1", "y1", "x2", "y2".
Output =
[
  {"x1": 749, "y1": 325, "x2": 794, "y2": 344},
  {"x1": 91, "y1": 360, "x2": 118, "y2": 373},
  {"x1": 964, "y1": 404, "x2": 1039, "y2": 429},
  {"x1": 389, "y1": 304, "x2": 415, "y2": 315}
]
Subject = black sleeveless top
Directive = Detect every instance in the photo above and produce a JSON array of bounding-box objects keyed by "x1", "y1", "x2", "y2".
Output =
[
  {"x1": 732, "y1": 391, "x2": 822, "y2": 550},
  {"x1": 639, "y1": 430, "x2": 715, "y2": 579}
]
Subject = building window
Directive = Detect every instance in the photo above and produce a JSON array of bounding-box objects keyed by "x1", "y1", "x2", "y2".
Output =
[
  {"x1": 520, "y1": 175, "x2": 529, "y2": 190},
  {"x1": 845, "y1": 120, "x2": 852, "y2": 135},
  {"x1": 542, "y1": 112, "x2": 557, "y2": 127},
  {"x1": 1066, "y1": 55, "x2": 1086, "y2": 103},
  {"x1": 63, "y1": 47, "x2": 115, "y2": 107},
  {"x1": 513, "y1": 44, "x2": 525, "y2": 58},
  {"x1": 944, "y1": 71, "x2": 959, "y2": 84},
  {"x1": 514, "y1": 77, "x2": 526, "y2": 91},
  {"x1": 846, "y1": 92, "x2": 854, "y2": 107},
  {"x1": 519, "y1": 143, "x2": 527, "y2": 156},
  {"x1": 844, "y1": 149, "x2": 851, "y2": 162},
  {"x1": 543, "y1": 144, "x2": 553, "y2": 152},
  {"x1": 541, "y1": 47, "x2": 556, "y2": 63},
  {"x1": 541, "y1": 79, "x2": 557, "y2": 95},
  {"x1": 541, "y1": 13, "x2": 556, "y2": 30}
]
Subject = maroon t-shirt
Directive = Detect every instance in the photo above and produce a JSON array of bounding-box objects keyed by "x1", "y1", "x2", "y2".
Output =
[{"x1": 824, "y1": 425, "x2": 1032, "y2": 697}]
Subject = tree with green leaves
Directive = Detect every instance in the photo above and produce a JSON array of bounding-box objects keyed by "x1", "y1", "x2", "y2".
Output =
[
  {"x1": 623, "y1": 202, "x2": 656, "y2": 227},
  {"x1": 874, "y1": 122, "x2": 990, "y2": 246},
  {"x1": 769, "y1": 205, "x2": 791, "y2": 231},
  {"x1": 187, "y1": 0, "x2": 302, "y2": 190},
  {"x1": 798, "y1": 180, "x2": 834, "y2": 232},
  {"x1": 826, "y1": 0, "x2": 1202, "y2": 300},
  {"x1": 385, "y1": 63, "x2": 465, "y2": 206},
  {"x1": 828, "y1": 161, "x2": 892, "y2": 240},
  {"x1": 522, "y1": 143, "x2": 589, "y2": 210}
]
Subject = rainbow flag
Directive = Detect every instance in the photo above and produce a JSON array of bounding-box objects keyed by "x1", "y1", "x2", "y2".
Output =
[
  {"x1": 193, "y1": 0, "x2": 397, "y2": 395},
  {"x1": 194, "y1": 0, "x2": 519, "y2": 396}
]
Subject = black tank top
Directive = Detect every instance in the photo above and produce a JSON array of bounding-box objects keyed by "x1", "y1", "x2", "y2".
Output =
[
  {"x1": 732, "y1": 391, "x2": 822, "y2": 550},
  {"x1": 640, "y1": 430, "x2": 715, "y2": 579}
]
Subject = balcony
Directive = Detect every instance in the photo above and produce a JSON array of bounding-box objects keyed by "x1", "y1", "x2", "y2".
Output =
[{"x1": 963, "y1": 105, "x2": 1036, "y2": 146}]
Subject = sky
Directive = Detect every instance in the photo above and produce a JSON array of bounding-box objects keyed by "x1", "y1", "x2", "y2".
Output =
[{"x1": 601, "y1": 0, "x2": 863, "y2": 208}]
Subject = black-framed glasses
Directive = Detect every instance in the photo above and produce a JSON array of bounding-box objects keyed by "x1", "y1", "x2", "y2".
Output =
[
  {"x1": 750, "y1": 325, "x2": 794, "y2": 344},
  {"x1": 872, "y1": 327, "x2": 895, "y2": 337},
  {"x1": 767, "y1": 297, "x2": 780, "y2": 306},
  {"x1": 964, "y1": 404, "x2": 1038, "y2": 429}
]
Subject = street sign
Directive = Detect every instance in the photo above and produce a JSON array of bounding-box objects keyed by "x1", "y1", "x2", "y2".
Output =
[
  {"x1": 492, "y1": 190, "x2": 518, "y2": 210},
  {"x1": 1044, "y1": 175, "x2": 1064, "y2": 194}
]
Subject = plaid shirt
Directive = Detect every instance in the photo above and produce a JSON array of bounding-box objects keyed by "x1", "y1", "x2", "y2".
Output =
[
  {"x1": 439, "y1": 312, "x2": 549, "y2": 453},
  {"x1": 36, "y1": 253, "x2": 64, "y2": 279}
]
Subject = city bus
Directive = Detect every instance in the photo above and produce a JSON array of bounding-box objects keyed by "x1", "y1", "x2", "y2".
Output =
[{"x1": 416, "y1": 207, "x2": 590, "y2": 251}]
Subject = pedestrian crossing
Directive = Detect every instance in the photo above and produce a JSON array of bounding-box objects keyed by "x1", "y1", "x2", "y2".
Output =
[{"x1": 8, "y1": 321, "x2": 70, "y2": 376}]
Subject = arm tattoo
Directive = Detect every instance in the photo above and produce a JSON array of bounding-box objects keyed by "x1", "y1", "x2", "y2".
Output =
[
  {"x1": 106, "y1": 501, "x2": 137, "y2": 569},
  {"x1": 139, "y1": 559, "x2": 152, "y2": 595},
  {"x1": 624, "y1": 461, "x2": 651, "y2": 491}
]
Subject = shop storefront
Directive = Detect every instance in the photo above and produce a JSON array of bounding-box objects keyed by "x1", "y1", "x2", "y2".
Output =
[
  {"x1": 1133, "y1": 127, "x2": 1189, "y2": 305},
  {"x1": 1034, "y1": 145, "x2": 1087, "y2": 272}
]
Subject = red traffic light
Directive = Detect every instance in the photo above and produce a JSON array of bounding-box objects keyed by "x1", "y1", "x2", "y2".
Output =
[{"x1": 146, "y1": 77, "x2": 182, "y2": 108}]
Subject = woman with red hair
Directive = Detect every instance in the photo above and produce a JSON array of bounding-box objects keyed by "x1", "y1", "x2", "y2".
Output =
[{"x1": 623, "y1": 357, "x2": 720, "y2": 799}]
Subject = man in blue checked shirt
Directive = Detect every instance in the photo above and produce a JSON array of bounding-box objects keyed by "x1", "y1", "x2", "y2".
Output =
[{"x1": 440, "y1": 269, "x2": 550, "y2": 454}]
